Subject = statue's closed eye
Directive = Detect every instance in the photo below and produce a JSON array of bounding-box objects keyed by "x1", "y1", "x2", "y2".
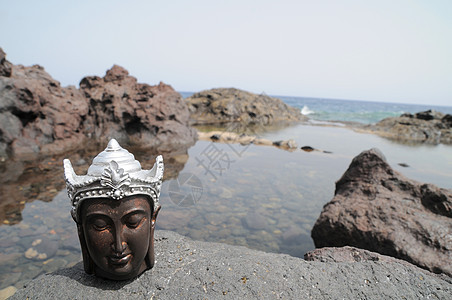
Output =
[
  {"x1": 92, "y1": 218, "x2": 109, "y2": 231},
  {"x1": 125, "y1": 214, "x2": 145, "y2": 229}
]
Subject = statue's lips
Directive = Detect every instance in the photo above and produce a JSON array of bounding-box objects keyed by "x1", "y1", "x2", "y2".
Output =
[{"x1": 109, "y1": 254, "x2": 131, "y2": 265}]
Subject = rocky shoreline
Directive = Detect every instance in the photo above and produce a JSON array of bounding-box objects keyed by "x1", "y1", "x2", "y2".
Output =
[
  {"x1": 186, "y1": 88, "x2": 306, "y2": 126},
  {"x1": 0, "y1": 48, "x2": 196, "y2": 159},
  {"x1": 2, "y1": 46, "x2": 451, "y2": 162},
  {"x1": 8, "y1": 230, "x2": 451, "y2": 299},
  {"x1": 360, "y1": 109, "x2": 452, "y2": 144}
]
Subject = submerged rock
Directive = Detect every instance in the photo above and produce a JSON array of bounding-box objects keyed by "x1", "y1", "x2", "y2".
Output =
[
  {"x1": 311, "y1": 148, "x2": 452, "y2": 276},
  {"x1": 364, "y1": 110, "x2": 452, "y2": 144},
  {"x1": 186, "y1": 88, "x2": 306, "y2": 125},
  {"x1": 11, "y1": 231, "x2": 451, "y2": 299},
  {"x1": 197, "y1": 131, "x2": 298, "y2": 150}
]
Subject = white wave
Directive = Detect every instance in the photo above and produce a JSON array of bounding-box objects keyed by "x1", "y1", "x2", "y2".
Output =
[{"x1": 301, "y1": 105, "x2": 314, "y2": 115}]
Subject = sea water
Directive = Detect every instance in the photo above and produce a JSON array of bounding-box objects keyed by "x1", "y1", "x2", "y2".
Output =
[
  {"x1": 181, "y1": 91, "x2": 452, "y2": 124},
  {"x1": 279, "y1": 96, "x2": 452, "y2": 124}
]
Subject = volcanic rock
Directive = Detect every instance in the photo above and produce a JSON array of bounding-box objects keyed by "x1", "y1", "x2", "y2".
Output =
[
  {"x1": 0, "y1": 50, "x2": 89, "y2": 157},
  {"x1": 311, "y1": 148, "x2": 452, "y2": 276},
  {"x1": 11, "y1": 230, "x2": 452, "y2": 299},
  {"x1": 305, "y1": 246, "x2": 418, "y2": 266},
  {"x1": 0, "y1": 48, "x2": 12, "y2": 77},
  {"x1": 0, "y1": 48, "x2": 197, "y2": 158},
  {"x1": 197, "y1": 130, "x2": 298, "y2": 150},
  {"x1": 365, "y1": 110, "x2": 452, "y2": 144},
  {"x1": 79, "y1": 65, "x2": 197, "y2": 151},
  {"x1": 186, "y1": 88, "x2": 306, "y2": 125}
]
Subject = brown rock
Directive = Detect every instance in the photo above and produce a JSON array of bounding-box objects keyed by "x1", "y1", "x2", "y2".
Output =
[
  {"x1": 0, "y1": 48, "x2": 197, "y2": 158},
  {"x1": 311, "y1": 148, "x2": 452, "y2": 276},
  {"x1": 186, "y1": 88, "x2": 306, "y2": 125},
  {"x1": 80, "y1": 65, "x2": 197, "y2": 151},
  {"x1": 197, "y1": 130, "x2": 297, "y2": 150},
  {"x1": 0, "y1": 60, "x2": 89, "y2": 157},
  {"x1": 0, "y1": 47, "x2": 12, "y2": 77}
]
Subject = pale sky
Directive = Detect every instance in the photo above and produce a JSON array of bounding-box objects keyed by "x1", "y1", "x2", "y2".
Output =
[{"x1": 1, "y1": 0, "x2": 451, "y2": 106}]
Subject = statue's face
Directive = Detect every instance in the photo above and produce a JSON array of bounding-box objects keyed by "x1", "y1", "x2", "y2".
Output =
[{"x1": 81, "y1": 196, "x2": 152, "y2": 280}]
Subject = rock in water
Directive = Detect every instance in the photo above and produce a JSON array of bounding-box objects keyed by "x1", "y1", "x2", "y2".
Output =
[
  {"x1": 365, "y1": 110, "x2": 452, "y2": 144},
  {"x1": 311, "y1": 148, "x2": 452, "y2": 276},
  {"x1": 186, "y1": 88, "x2": 306, "y2": 125},
  {"x1": 242, "y1": 212, "x2": 267, "y2": 230},
  {"x1": 0, "y1": 286, "x2": 17, "y2": 300}
]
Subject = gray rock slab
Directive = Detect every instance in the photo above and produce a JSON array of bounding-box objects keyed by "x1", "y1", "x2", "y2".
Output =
[{"x1": 12, "y1": 230, "x2": 451, "y2": 299}]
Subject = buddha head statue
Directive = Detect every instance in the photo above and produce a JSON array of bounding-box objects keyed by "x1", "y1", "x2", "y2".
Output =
[{"x1": 63, "y1": 139, "x2": 163, "y2": 280}]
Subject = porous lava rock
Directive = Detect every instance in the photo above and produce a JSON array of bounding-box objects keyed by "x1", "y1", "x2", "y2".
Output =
[
  {"x1": 0, "y1": 48, "x2": 196, "y2": 158},
  {"x1": 0, "y1": 50, "x2": 89, "y2": 157},
  {"x1": 11, "y1": 231, "x2": 452, "y2": 299},
  {"x1": 0, "y1": 48, "x2": 12, "y2": 77},
  {"x1": 186, "y1": 88, "x2": 306, "y2": 125},
  {"x1": 365, "y1": 110, "x2": 452, "y2": 144},
  {"x1": 311, "y1": 148, "x2": 452, "y2": 276},
  {"x1": 79, "y1": 65, "x2": 196, "y2": 151}
]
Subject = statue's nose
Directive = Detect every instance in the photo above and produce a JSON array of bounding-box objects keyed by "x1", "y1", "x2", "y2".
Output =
[{"x1": 112, "y1": 228, "x2": 127, "y2": 253}]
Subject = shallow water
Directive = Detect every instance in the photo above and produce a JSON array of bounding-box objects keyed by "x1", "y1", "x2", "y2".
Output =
[{"x1": 1, "y1": 123, "x2": 451, "y2": 290}]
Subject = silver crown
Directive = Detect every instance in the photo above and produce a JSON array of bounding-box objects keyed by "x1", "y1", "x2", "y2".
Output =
[{"x1": 64, "y1": 139, "x2": 164, "y2": 223}]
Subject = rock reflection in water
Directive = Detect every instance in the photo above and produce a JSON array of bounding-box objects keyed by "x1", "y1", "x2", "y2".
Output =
[
  {"x1": 0, "y1": 141, "x2": 188, "y2": 226},
  {"x1": 0, "y1": 142, "x2": 189, "y2": 290}
]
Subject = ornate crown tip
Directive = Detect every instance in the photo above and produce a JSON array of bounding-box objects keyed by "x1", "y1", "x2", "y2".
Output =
[{"x1": 106, "y1": 139, "x2": 121, "y2": 151}]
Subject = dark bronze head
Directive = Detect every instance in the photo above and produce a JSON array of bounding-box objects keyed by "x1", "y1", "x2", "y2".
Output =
[{"x1": 64, "y1": 139, "x2": 163, "y2": 280}]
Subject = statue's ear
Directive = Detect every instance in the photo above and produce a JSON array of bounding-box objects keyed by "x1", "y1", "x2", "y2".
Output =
[
  {"x1": 151, "y1": 205, "x2": 161, "y2": 228},
  {"x1": 146, "y1": 205, "x2": 161, "y2": 269},
  {"x1": 77, "y1": 224, "x2": 94, "y2": 274}
]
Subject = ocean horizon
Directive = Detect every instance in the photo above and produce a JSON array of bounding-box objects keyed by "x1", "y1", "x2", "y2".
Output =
[{"x1": 180, "y1": 91, "x2": 452, "y2": 125}]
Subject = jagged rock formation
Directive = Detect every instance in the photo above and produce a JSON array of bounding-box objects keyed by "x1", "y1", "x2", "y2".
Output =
[
  {"x1": 311, "y1": 148, "x2": 452, "y2": 276},
  {"x1": 0, "y1": 48, "x2": 196, "y2": 158},
  {"x1": 186, "y1": 88, "x2": 306, "y2": 125},
  {"x1": 0, "y1": 54, "x2": 88, "y2": 157},
  {"x1": 79, "y1": 65, "x2": 197, "y2": 151}
]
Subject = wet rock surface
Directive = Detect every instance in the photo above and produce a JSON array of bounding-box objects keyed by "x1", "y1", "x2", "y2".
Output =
[
  {"x1": 197, "y1": 130, "x2": 298, "y2": 150},
  {"x1": 311, "y1": 148, "x2": 452, "y2": 276},
  {"x1": 11, "y1": 230, "x2": 452, "y2": 299},
  {"x1": 186, "y1": 88, "x2": 306, "y2": 125},
  {"x1": 0, "y1": 48, "x2": 196, "y2": 158},
  {"x1": 363, "y1": 110, "x2": 452, "y2": 144}
]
